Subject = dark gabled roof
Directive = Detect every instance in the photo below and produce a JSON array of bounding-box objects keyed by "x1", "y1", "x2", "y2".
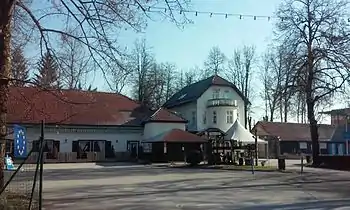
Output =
[
  {"x1": 163, "y1": 75, "x2": 250, "y2": 108},
  {"x1": 253, "y1": 121, "x2": 336, "y2": 141},
  {"x1": 143, "y1": 107, "x2": 187, "y2": 124}
]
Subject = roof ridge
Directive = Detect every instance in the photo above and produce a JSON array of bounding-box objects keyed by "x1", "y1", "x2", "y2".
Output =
[{"x1": 150, "y1": 107, "x2": 163, "y2": 119}]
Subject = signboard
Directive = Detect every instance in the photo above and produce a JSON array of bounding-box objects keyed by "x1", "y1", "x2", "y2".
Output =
[
  {"x1": 13, "y1": 125, "x2": 27, "y2": 158},
  {"x1": 4, "y1": 155, "x2": 15, "y2": 170}
]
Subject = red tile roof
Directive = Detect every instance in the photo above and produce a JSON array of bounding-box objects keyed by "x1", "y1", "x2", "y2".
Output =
[
  {"x1": 144, "y1": 108, "x2": 187, "y2": 123},
  {"x1": 6, "y1": 87, "x2": 159, "y2": 126},
  {"x1": 143, "y1": 129, "x2": 208, "y2": 143},
  {"x1": 253, "y1": 121, "x2": 335, "y2": 141}
]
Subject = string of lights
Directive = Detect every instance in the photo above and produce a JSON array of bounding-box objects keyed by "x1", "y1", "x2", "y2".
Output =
[
  {"x1": 127, "y1": 2, "x2": 277, "y2": 21},
  {"x1": 127, "y1": 2, "x2": 350, "y2": 22}
]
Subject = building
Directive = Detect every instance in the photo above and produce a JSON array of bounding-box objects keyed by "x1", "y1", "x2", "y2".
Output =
[
  {"x1": 321, "y1": 108, "x2": 350, "y2": 155},
  {"x1": 253, "y1": 122, "x2": 336, "y2": 158},
  {"x1": 6, "y1": 86, "x2": 193, "y2": 162},
  {"x1": 163, "y1": 75, "x2": 250, "y2": 133},
  {"x1": 321, "y1": 108, "x2": 350, "y2": 126}
]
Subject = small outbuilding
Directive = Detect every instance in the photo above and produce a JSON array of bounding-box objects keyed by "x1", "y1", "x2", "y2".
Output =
[{"x1": 141, "y1": 129, "x2": 208, "y2": 163}]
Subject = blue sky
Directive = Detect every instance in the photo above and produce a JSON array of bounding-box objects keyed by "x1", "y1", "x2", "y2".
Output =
[
  {"x1": 115, "y1": 0, "x2": 282, "y2": 121},
  {"x1": 26, "y1": 0, "x2": 338, "y2": 123}
]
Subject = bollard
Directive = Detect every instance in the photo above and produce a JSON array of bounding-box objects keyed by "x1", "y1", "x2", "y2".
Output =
[
  {"x1": 301, "y1": 155, "x2": 304, "y2": 174},
  {"x1": 251, "y1": 157, "x2": 254, "y2": 174}
]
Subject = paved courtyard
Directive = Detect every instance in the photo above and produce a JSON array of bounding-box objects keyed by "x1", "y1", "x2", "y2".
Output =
[{"x1": 36, "y1": 163, "x2": 350, "y2": 210}]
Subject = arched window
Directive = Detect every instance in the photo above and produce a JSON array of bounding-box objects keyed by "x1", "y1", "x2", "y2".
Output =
[{"x1": 213, "y1": 111, "x2": 217, "y2": 124}]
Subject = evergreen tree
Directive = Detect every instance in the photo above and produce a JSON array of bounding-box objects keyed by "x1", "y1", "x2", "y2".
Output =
[
  {"x1": 34, "y1": 52, "x2": 60, "y2": 88},
  {"x1": 11, "y1": 46, "x2": 29, "y2": 86}
]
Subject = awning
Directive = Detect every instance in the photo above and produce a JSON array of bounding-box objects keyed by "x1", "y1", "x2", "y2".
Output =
[{"x1": 225, "y1": 120, "x2": 267, "y2": 144}]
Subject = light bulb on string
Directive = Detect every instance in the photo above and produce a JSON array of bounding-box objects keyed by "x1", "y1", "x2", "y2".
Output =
[{"x1": 126, "y1": 4, "x2": 275, "y2": 22}]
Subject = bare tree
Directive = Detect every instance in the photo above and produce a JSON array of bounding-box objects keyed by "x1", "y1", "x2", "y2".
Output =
[
  {"x1": 128, "y1": 38, "x2": 156, "y2": 107},
  {"x1": 0, "y1": 0, "x2": 190, "y2": 185},
  {"x1": 226, "y1": 45, "x2": 255, "y2": 128},
  {"x1": 261, "y1": 50, "x2": 283, "y2": 122},
  {"x1": 174, "y1": 68, "x2": 198, "y2": 92},
  {"x1": 162, "y1": 62, "x2": 178, "y2": 101},
  {"x1": 276, "y1": 0, "x2": 350, "y2": 164},
  {"x1": 57, "y1": 31, "x2": 92, "y2": 90},
  {"x1": 203, "y1": 46, "x2": 226, "y2": 78}
]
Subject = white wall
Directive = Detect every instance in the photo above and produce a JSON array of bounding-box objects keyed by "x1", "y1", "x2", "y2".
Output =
[
  {"x1": 197, "y1": 86, "x2": 245, "y2": 132},
  {"x1": 169, "y1": 103, "x2": 197, "y2": 131},
  {"x1": 206, "y1": 106, "x2": 238, "y2": 132},
  {"x1": 9, "y1": 126, "x2": 143, "y2": 153},
  {"x1": 143, "y1": 122, "x2": 186, "y2": 139}
]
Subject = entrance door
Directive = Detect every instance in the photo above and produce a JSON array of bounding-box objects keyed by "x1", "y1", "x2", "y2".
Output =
[
  {"x1": 105, "y1": 141, "x2": 115, "y2": 158},
  {"x1": 127, "y1": 141, "x2": 139, "y2": 159}
]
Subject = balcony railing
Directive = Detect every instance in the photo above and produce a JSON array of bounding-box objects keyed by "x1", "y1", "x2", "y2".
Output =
[{"x1": 207, "y1": 98, "x2": 237, "y2": 107}]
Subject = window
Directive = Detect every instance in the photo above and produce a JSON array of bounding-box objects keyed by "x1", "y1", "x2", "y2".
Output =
[
  {"x1": 142, "y1": 143, "x2": 152, "y2": 153},
  {"x1": 226, "y1": 110, "x2": 233, "y2": 123},
  {"x1": 299, "y1": 142, "x2": 307, "y2": 149},
  {"x1": 203, "y1": 111, "x2": 207, "y2": 124},
  {"x1": 213, "y1": 111, "x2": 217, "y2": 124},
  {"x1": 33, "y1": 139, "x2": 60, "y2": 159},
  {"x1": 192, "y1": 111, "x2": 196, "y2": 125},
  {"x1": 320, "y1": 143, "x2": 327, "y2": 149},
  {"x1": 212, "y1": 89, "x2": 220, "y2": 99},
  {"x1": 224, "y1": 90, "x2": 229, "y2": 98}
]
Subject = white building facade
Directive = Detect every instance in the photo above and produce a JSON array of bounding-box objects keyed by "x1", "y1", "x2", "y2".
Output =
[{"x1": 164, "y1": 75, "x2": 249, "y2": 133}]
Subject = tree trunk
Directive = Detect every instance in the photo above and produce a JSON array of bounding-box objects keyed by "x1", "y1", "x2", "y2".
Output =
[
  {"x1": 284, "y1": 98, "x2": 288, "y2": 122},
  {"x1": 307, "y1": 99, "x2": 320, "y2": 165},
  {"x1": 296, "y1": 94, "x2": 301, "y2": 123},
  {"x1": 269, "y1": 104, "x2": 275, "y2": 122},
  {"x1": 0, "y1": 0, "x2": 15, "y2": 187},
  {"x1": 244, "y1": 103, "x2": 248, "y2": 129}
]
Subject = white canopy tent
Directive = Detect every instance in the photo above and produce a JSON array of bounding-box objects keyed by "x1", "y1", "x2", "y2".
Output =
[{"x1": 225, "y1": 119, "x2": 267, "y2": 144}]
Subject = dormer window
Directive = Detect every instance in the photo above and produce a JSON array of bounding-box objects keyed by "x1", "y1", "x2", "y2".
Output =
[
  {"x1": 178, "y1": 93, "x2": 187, "y2": 100},
  {"x1": 212, "y1": 89, "x2": 220, "y2": 99},
  {"x1": 224, "y1": 90, "x2": 229, "y2": 98}
]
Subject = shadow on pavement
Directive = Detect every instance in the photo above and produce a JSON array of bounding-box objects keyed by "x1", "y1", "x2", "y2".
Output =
[
  {"x1": 239, "y1": 199, "x2": 350, "y2": 210},
  {"x1": 42, "y1": 166, "x2": 272, "y2": 181},
  {"x1": 94, "y1": 162, "x2": 143, "y2": 167}
]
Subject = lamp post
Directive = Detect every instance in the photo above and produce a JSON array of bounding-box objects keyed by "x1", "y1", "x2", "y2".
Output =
[{"x1": 254, "y1": 129, "x2": 258, "y2": 166}]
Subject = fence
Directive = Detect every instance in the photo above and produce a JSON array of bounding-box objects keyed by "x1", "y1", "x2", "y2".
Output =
[{"x1": 0, "y1": 137, "x2": 44, "y2": 210}]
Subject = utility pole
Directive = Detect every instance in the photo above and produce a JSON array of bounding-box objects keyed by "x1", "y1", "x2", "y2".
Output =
[{"x1": 254, "y1": 129, "x2": 258, "y2": 166}]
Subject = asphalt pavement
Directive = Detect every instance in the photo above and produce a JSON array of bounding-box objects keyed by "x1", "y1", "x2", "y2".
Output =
[
  {"x1": 41, "y1": 164, "x2": 350, "y2": 210},
  {"x1": 3, "y1": 161, "x2": 350, "y2": 209}
]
